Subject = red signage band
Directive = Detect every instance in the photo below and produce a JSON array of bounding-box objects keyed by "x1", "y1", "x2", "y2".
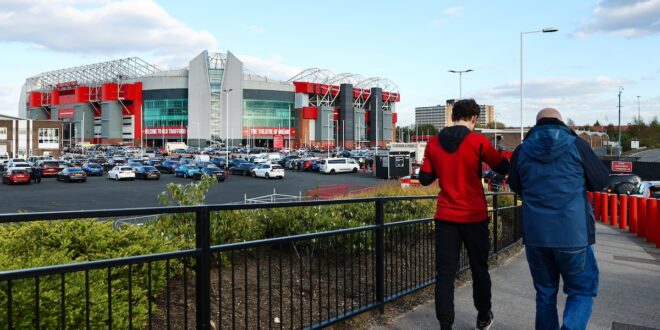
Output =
[
  {"x1": 143, "y1": 126, "x2": 188, "y2": 137},
  {"x1": 273, "y1": 135, "x2": 284, "y2": 149},
  {"x1": 58, "y1": 108, "x2": 75, "y2": 119},
  {"x1": 242, "y1": 127, "x2": 296, "y2": 137},
  {"x1": 611, "y1": 161, "x2": 633, "y2": 173},
  {"x1": 55, "y1": 81, "x2": 78, "y2": 89}
]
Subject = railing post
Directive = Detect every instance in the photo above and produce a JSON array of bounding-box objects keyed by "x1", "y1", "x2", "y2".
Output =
[
  {"x1": 493, "y1": 194, "x2": 499, "y2": 253},
  {"x1": 195, "y1": 206, "x2": 212, "y2": 329},
  {"x1": 375, "y1": 199, "x2": 385, "y2": 313},
  {"x1": 513, "y1": 194, "x2": 519, "y2": 239}
]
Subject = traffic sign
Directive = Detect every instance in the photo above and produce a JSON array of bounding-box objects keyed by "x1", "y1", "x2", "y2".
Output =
[{"x1": 611, "y1": 161, "x2": 633, "y2": 173}]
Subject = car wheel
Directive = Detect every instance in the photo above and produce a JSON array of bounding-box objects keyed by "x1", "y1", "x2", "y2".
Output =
[
  {"x1": 243, "y1": 171, "x2": 248, "y2": 177},
  {"x1": 352, "y1": 168, "x2": 358, "y2": 173},
  {"x1": 330, "y1": 169, "x2": 335, "y2": 175},
  {"x1": 265, "y1": 173, "x2": 270, "y2": 179},
  {"x1": 82, "y1": 179, "x2": 86, "y2": 183}
]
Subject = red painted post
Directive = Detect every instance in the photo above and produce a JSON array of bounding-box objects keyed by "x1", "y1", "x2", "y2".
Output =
[
  {"x1": 630, "y1": 196, "x2": 638, "y2": 233},
  {"x1": 594, "y1": 192, "x2": 602, "y2": 221},
  {"x1": 638, "y1": 197, "x2": 647, "y2": 238},
  {"x1": 619, "y1": 195, "x2": 628, "y2": 230},
  {"x1": 647, "y1": 198, "x2": 657, "y2": 244},
  {"x1": 656, "y1": 199, "x2": 660, "y2": 248},
  {"x1": 610, "y1": 194, "x2": 618, "y2": 227},
  {"x1": 601, "y1": 193, "x2": 609, "y2": 224}
]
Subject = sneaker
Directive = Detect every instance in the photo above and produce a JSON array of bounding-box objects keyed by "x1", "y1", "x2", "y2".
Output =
[{"x1": 476, "y1": 310, "x2": 494, "y2": 330}]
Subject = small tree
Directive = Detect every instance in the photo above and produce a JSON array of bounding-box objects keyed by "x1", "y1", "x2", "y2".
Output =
[{"x1": 485, "y1": 121, "x2": 506, "y2": 129}]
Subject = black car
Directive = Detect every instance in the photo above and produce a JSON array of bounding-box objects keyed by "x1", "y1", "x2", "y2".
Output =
[
  {"x1": 606, "y1": 174, "x2": 642, "y2": 195},
  {"x1": 134, "y1": 166, "x2": 161, "y2": 180},
  {"x1": 227, "y1": 158, "x2": 249, "y2": 169},
  {"x1": 230, "y1": 163, "x2": 257, "y2": 176},
  {"x1": 211, "y1": 157, "x2": 226, "y2": 169},
  {"x1": 157, "y1": 161, "x2": 180, "y2": 174},
  {"x1": 196, "y1": 166, "x2": 226, "y2": 182},
  {"x1": 279, "y1": 156, "x2": 299, "y2": 167},
  {"x1": 56, "y1": 168, "x2": 87, "y2": 182}
]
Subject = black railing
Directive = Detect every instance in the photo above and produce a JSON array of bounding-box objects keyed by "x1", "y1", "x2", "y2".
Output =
[{"x1": 0, "y1": 193, "x2": 521, "y2": 329}]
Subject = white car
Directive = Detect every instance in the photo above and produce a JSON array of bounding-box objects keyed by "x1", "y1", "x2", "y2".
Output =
[
  {"x1": 320, "y1": 158, "x2": 360, "y2": 174},
  {"x1": 6, "y1": 161, "x2": 32, "y2": 172},
  {"x1": 253, "y1": 164, "x2": 285, "y2": 179},
  {"x1": 107, "y1": 166, "x2": 136, "y2": 181}
]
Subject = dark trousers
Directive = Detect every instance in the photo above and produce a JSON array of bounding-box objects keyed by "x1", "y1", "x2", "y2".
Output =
[{"x1": 435, "y1": 220, "x2": 492, "y2": 325}]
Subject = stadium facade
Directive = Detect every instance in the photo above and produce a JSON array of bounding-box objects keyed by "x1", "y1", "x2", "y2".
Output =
[{"x1": 20, "y1": 50, "x2": 399, "y2": 149}]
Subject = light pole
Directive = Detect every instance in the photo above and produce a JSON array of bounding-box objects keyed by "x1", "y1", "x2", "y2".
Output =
[
  {"x1": 618, "y1": 87, "x2": 623, "y2": 153},
  {"x1": 448, "y1": 69, "x2": 473, "y2": 99},
  {"x1": 637, "y1": 95, "x2": 641, "y2": 121},
  {"x1": 520, "y1": 27, "x2": 558, "y2": 142},
  {"x1": 223, "y1": 88, "x2": 233, "y2": 150}
]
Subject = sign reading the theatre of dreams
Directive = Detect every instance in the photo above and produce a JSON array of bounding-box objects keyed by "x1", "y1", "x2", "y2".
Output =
[
  {"x1": 242, "y1": 127, "x2": 296, "y2": 137},
  {"x1": 58, "y1": 108, "x2": 75, "y2": 119},
  {"x1": 143, "y1": 126, "x2": 188, "y2": 137},
  {"x1": 611, "y1": 161, "x2": 633, "y2": 173}
]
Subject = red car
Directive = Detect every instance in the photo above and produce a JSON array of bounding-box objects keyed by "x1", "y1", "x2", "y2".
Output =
[
  {"x1": 39, "y1": 160, "x2": 61, "y2": 177},
  {"x1": 2, "y1": 169, "x2": 31, "y2": 185}
]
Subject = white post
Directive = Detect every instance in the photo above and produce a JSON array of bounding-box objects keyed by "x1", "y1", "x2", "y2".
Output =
[
  {"x1": 342, "y1": 120, "x2": 345, "y2": 150},
  {"x1": 520, "y1": 32, "x2": 524, "y2": 142},
  {"x1": 288, "y1": 104, "x2": 292, "y2": 151}
]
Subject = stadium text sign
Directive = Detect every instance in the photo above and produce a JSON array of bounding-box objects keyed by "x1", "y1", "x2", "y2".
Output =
[{"x1": 611, "y1": 161, "x2": 633, "y2": 173}]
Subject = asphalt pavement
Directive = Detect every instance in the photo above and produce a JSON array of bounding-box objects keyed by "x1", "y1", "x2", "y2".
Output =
[
  {"x1": 0, "y1": 170, "x2": 384, "y2": 213},
  {"x1": 376, "y1": 223, "x2": 660, "y2": 330},
  {"x1": 630, "y1": 149, "x2": 660, "y2": 162}
]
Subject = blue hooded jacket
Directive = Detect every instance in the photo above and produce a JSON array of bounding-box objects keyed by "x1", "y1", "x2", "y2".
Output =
[{"x1": 508, "y1": 119, "x2": 609, "y2": 248}]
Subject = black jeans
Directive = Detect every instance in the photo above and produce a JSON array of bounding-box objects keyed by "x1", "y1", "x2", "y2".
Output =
[{"x1": 435, "y1": 220, "x2": 492, "y2": 325}]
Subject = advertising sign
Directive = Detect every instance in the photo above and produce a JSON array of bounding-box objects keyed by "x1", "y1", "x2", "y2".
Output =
[
  {"x1": 273, "y1": 135, "x2": 284, "y2": 149},
  {"x1": 143, "y1": 126, "x2": 188, "y2": 137},
  {"x1": 242, "y1": 127, "x2": 296, "y2": 137},
  {"x1": 58, "y1": 108, "x2": 75, "y2": 119},
  {"x1": 611, "y1": 161, "x2": 633, "y2": 173}
]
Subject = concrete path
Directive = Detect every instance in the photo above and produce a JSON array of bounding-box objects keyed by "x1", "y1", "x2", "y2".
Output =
[{"x1": 376, "y1": 224, "x2": 660, "y2": 330}]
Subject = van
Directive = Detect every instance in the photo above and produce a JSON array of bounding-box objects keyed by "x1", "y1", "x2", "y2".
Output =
[
  {"x1": 320, "y1": 158, "x2": 359, "y2": 174},
  {"x1": 194, "y1": 155, "x2": 210, "y2": 163}
]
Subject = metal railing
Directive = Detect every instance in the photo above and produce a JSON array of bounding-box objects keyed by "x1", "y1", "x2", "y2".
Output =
[{"x1": 0, "y1": 193, "x2": 521, "y2": 329}]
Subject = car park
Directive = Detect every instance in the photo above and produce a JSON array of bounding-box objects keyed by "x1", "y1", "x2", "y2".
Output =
[
  {"x1": 197, "y1": 165, "x2": 226, "y2": 182},
  {"x1": 108, "y1": 166, "x2": 136, "y2": 181},
  {"x1": 134, "y1": 166, "x2": 161, "y2": 180},
  {"x1": 230, "y1": 163, "x2": 257, "y2": 176},
  {"x1": 2, "y1": 168, "x2": 31, "y2": 185},
  {"x1": 38, "y1": 160, "x2": 62, "y2": 177},
  {"x1": 56, "y1": 167, "x2": 87, "y2": 183},
  {"x1": 320, "y1": 158, "x2": 360, "y2": 174},
  {"x1": 227, "y1": 158, "x2": 248, "y2": 169},
  {"x1": 606, "y1": 174, "x2": 642, "y2": 195},
  {"x1": 7, "y1": 162, "x2": 32, "y2": 174},
  {"x1": 82, "y1": 163, "x2": 104, "y2": 176},
  {"x1": 157, "y1": 160, "x2": 180, "y2": 174},
  {"x1": 253, "y1": 164, "x2": 285, "y2": 179},
  {"x1": 174, "y1": 165, "x2": 201, "y2": 178}
]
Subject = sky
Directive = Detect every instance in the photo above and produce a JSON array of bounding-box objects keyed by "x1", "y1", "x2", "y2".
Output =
[{"x1": 0, "y1": 0, "x2": 659, "y2": 128}]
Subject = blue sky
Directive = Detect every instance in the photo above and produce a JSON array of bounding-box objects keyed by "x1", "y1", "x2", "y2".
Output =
[{"x1": 1, "y1": 0, "x2": 659, "y2": 128}]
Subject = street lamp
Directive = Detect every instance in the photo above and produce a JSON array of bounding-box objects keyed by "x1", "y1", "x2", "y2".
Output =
[
  {"x1": 618, "y1": 87, "x2": 623, "y2": 154},
  {"x1": 448, "y1": 69, "x2": 473, "y2": 99},
  {"x1": 637, "y1": 95, "x2": 641, "y2": 121},
  {"x1": 223, "y1": 88, "x2": 233, "y2": 150},
  {"x1": 520, "y1": 27, "x2": 558, "y2": 142}
]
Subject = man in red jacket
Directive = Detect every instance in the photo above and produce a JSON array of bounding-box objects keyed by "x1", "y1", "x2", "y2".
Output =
[{"x1": 419, "y1": 99, "x2": 509, "y2": 330}]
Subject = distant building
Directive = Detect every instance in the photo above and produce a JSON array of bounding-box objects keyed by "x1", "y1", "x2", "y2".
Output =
[
  {"x1": 415, "y1": 99, "x2": 494, "y2": 130},
  {"x1": 0, "y1": 114, "x2": 62, "y2": 158}
]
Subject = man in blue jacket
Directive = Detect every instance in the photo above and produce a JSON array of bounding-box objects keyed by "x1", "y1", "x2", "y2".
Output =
[{"x1": 508, "y1": 108, "x2": 609, "y2": 330}]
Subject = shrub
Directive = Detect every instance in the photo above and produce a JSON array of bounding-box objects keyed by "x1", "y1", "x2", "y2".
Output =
[{"x1": 0, "y1": 220, "x2": 175, "y2": 329}]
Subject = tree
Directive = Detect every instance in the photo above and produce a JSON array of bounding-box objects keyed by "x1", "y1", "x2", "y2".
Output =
[
  {"x1": 593, "y1": 120, "x2": 601, "y2": 127},
  {"x1": 415, "y1": 124, "x2": 439, "y2": 135},
  {"x1": 485, "y1": 121, "x2": 506, "y2": 129},
  {"x1": 566, "y1": 118, "x2": 575, "y2": 127}
]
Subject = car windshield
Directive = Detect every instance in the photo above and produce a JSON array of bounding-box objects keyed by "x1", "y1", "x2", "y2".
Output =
[
  {"x1": 143, "y1": 166, "x2": 157, "y2": 171},
  {"x1": 272, "y1": 165, "x2": 283, "y2": 170},
  {"x1": 119, "y1": 167, "x2": 133, "y2": 171},
  {"x1": 11, "y1": 170, "x2": 27, "y2": 175},
  {"x1": 68, "y1": 168, "x2": 84, "y2": 173},
  {"x1": 87, "y1": 164, "x2": 101, "y2": 168},
  {"x1": 43, "y1": 161, "x2": 59, "y2": 167}
]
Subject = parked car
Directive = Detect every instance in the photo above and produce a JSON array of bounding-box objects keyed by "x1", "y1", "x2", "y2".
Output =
[
  {"x1": 174, "y1": 165, "x2": 201, "y2": 178},
  {"x1": 134, "y1": 166, "x2": 161, "y2": 180},
  {"x1": 38, "y1": 160, "x2": 62, "y2": 177},
  {"x1": 227, "y1": 158, "x2": 248, "y2": 169},
  {"x1": 606, "y1": 174, "x2": 642, "y2": 195},
  {"x1": 108, "y1": 157, "x2": 126, "y2": 168},
  {"x1": 230, "y1": 163, "x2": 257, "y2": 176},
  {"x1": 253, "y1": 164, "x2": 285, "y2": 179},
  {"x1": 320, "y1": 158, "x2": 360, "y2": 174},
  {"x1": 82, "y1": 163, "x2": 104, "y2": 176},
  {"x1": 279, "y1": 155, "x2": 299, "y2": 167},
  {"x1": 197, "y1": 165, "x2": 226, "y2": 182},
  {"x1": 633, "y1": 181, "x2": 660, "y2": 199},
  {"x1": 157, "y1": 160, "x2": 181, "y2": 174},
  {"x1": 57, "y1": 167, "x2": 87, "y2": 183},
  {"x1": 2, "y1": 168, "x2": 31, "y2": 185},
  {"x1": 107, "y1": 166, "x2": 136, "y2": 181}
]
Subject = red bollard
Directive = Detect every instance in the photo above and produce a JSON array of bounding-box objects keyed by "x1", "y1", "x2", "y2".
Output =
[
  {"x1": 647, "y1": 199, "x2": 657, "y2": 244},
  {"x1": 630, "y1": 196, "x2": 638, "y2": 233},
  {"x1": 638, "y1": 197, "x2": 647, "y2": 238},
  {"x1": 619, "y1": 195, "x2": 628, "y2": 230},
  {"x1": 610, "y1": 194, "x2": 618, "y2": 227},
  {"x1": 594, "y1": 192, "x2": 602, "y2": 221},
  {"x1": 601, "y1": 193, "x2": 609, "y2": 224},
  {"x1": 656, "y1": 199, "x2": 660, "y2": 249}
]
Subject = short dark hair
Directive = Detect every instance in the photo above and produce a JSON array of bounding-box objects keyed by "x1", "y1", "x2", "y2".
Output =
[{"x1": 451, "y1": 99, "x2": 481, "y2": 122}]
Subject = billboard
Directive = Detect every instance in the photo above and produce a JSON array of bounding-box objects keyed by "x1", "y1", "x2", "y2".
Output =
[
  {"x1": 242, "y1": 127, "x2": 296, "y2": 137},
  {"x1": 143, "y1": 126, "x2": 188, "y2": 138},
  {"x1": 58, "y1": 108, "x2": 75, "y2": 119},
  {"x1": 611, "y1": 161, "x2": 633, "y2": 173},
  {"x1": 273, "y1": 135, "x2": 284, "y2": 149}
]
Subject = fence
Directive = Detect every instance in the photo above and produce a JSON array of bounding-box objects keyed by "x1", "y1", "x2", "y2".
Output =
[
  {"x1": 600, "y1": 155, "x2": 660, "y2": 180},
  {"x1": 588, "y1": 192, "x2": 659, "y2": 246},
  {"x1": 0, "y1": 193, "x2": 521, "y2": 329}
]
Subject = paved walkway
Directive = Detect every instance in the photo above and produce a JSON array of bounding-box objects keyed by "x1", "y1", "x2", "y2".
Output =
[{"x1": 377, "y1": 224, "x2": 660, "y2": 330}]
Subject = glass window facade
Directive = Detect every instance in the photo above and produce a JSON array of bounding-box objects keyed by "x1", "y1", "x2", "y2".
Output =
[
  {"x1": 143, "y1": 99, "x2": 188, "y2": 127},
  {"x1": 243, "y1": 99, "x2": 296, "y2": 130},
  {"x1": 209, "y1": 68, "x2": 224, "y2": 141}
]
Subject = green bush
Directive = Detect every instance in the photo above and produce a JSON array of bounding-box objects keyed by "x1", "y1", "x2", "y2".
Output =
[{"x1": 0, "y1": 220, "x2": 175, "y2": 329}]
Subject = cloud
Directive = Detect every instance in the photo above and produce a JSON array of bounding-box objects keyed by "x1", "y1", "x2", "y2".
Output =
[
  {"x1": 0, "y1": 0, "x2": 218, "y2": 64},
  {"x1": 480, "y1": 76, "x2": 625, "y2": 99},
  {"x1": 576, "y1": 0, "x2": 660, "y2": 38},
  {"x1": 0, "y1": 85, "x2": 20, "y2": 117},
  {"x1": 431, "y1": 6, "x2": 464, "y2": 27},
  {"x1": 243, "y1": 25, "x2": 265, "y2": 34},
  {"x1": 238, "y1": 54, "x2": 302, "y2": 81}
]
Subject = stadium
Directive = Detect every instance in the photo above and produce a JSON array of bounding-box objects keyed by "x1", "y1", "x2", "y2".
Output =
[{"x1": 20, "y1": 50, "x2": 400, "y2": 149}]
